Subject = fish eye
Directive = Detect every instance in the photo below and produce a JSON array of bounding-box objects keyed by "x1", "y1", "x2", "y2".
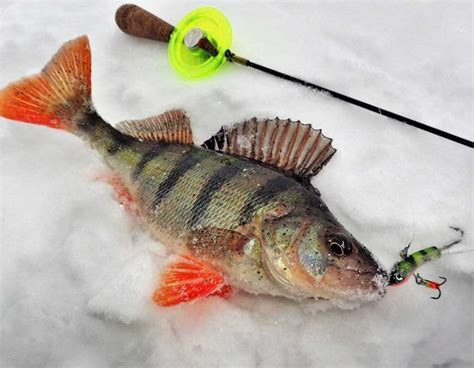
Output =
[{"x1": 327, "y1": 234, "x2": 352, "y2": 257}]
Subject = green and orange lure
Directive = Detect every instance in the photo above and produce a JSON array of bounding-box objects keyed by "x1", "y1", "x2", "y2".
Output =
[{"x1": 388, "y1": 227, "x2": 464, "y2": 299}]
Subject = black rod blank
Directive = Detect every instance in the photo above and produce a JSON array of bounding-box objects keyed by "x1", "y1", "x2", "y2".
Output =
[{"x1": 225, "y1": 51, "x2": 473, "y2": 149}]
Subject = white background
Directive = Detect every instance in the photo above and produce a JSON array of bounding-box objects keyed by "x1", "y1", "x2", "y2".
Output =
[{"x1": 1, "y1": 1, "x2": 472, "y2": 367}]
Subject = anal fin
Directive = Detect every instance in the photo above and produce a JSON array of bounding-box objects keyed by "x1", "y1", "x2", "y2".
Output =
[{"x1": 153, "y1": 254, "x2": 231, "y2": 307}]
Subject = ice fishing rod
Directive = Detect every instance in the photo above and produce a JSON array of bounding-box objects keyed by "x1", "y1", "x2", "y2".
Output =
[{"x1": 115, "y1": 4, "x2": 473, "y2": 149}]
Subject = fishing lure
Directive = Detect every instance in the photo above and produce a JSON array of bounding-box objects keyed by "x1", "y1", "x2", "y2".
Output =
[{"x1": 389, "y1": 227, "x2": 464, "y2": 299}]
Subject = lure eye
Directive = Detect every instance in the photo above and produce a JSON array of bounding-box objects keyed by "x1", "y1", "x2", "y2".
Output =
[
  {"x1": 389, "y1": 268, "x2": 408, "y2": 286},
  {"x1": 327, "y1": 234, "x2": 352, "y2": 257}
]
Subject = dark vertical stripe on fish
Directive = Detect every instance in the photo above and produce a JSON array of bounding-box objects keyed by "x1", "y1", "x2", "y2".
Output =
[
  {"x1": 132, "y1": 144, "x2": 167, "y2": 181},
  {"x1": 151, "y1": 152, "x2": 202, "y2": 211},
  {"x1": 189, "y1": 164, "x2": 242, "y2": 227},
  {"x1": 239, "y1": 175, "x2": 296, "y2": 225}
]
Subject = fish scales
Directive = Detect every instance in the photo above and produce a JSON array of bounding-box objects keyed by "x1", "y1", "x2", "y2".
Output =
[{"x1": 121, "y1": 142, "x2": 308, "y2": 240}]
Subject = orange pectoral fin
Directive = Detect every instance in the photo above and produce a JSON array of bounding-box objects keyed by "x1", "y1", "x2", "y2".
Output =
[{"x1": 153, "y1": 255, "x2": 231, "y2": 307}]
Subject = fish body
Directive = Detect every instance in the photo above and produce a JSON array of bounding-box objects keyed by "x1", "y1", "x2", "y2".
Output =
[{"x1": 0, "y1": 36, "x2": 387, "y2": 307}]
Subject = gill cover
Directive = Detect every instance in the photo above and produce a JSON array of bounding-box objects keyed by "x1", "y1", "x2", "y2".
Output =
[{"x1": 260, "y1": 215, "x2": 326, "y2": 298}]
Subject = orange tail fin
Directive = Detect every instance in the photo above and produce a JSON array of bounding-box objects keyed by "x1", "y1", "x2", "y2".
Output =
[{"x1": 0, "y1": 36, "x2": 92, "y2": 131}]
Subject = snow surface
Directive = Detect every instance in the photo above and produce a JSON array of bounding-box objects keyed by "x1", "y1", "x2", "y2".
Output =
[{"x1": 1, "y1": 1, "x2": 473, "y2": 367}]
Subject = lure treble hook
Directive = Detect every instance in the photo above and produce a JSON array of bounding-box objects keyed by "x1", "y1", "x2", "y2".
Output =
[{"x1": 414, "y1": 273, "x2": 447, "y2": 300}]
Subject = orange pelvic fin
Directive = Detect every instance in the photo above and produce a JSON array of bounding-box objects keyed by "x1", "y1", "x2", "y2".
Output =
[
  {"x1": 0, "y1": 36, "x2": 91, "y2": 131},
  {"x1": 153, "y1": 255, "x2": 230, "y2": 307}
]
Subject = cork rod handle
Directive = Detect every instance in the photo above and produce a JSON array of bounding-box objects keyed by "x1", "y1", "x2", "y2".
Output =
[{"x1": 115, "y1": 4, "x2": 175, "y2": 42}]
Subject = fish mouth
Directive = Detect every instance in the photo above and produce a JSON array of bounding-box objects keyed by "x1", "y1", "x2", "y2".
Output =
[{"x1": 325, "y1": 265, "x2": 388, "y2": 294}]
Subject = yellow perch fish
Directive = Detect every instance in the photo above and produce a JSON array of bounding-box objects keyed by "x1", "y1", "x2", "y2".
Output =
[{"x1": 0, "y1": 36, "x2": 387, "y2": 307}]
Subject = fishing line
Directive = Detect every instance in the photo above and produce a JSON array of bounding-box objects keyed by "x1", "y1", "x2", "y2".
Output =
[
  {"x1": 441, "y1": 247, "x2": 474, "y2": 256},
  {"x1": 115, "y1": 4, "x2": 473, "y2": 149}
]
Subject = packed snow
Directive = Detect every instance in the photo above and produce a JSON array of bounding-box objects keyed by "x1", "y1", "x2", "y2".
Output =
[{"x1": 1, "y1": 1, "x2": 472, "y2": 367}]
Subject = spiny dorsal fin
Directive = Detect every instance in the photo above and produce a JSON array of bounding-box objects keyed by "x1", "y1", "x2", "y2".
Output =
[
  {"x1": 202, "y1": 118, "x2": 336, "y2": 178},
  {"x1": 116, "y1": 109, "x2": 193, "y2": 144}
]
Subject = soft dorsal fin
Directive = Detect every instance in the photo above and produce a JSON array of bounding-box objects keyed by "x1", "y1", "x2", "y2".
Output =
[
  {"x1": 116, "y1": 109, "x2": 193, "y2": 144},
  {"x1": 202, "y1": 118, "x2": 336, "y2": 178}
]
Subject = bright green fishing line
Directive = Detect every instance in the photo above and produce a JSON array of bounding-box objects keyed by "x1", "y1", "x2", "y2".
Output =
[{"x1": 168, "y1": 7, "x2": 232, "y2": 79}]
